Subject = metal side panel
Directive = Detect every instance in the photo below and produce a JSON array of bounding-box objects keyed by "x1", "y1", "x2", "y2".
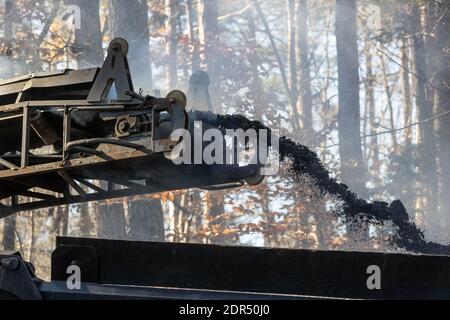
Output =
[
  {"x1": 53, "y1": 237, "x2": 450, "y2": 300},
  {"x1": 39, "y1": 282, "x2": 313, "y2": 300},
  {"x1": 0, "y1": 68, "x2": 99, "y2": 97}
]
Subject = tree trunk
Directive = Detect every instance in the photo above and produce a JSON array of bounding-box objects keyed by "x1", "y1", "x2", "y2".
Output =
[
  {"x1": 411, "y1": 3, "x2": 439, "y2": 222},
  {"x1": 246, "y1": 9, "x2": 265, "y2": 121},
  {"x1": 336, "y1": 0, "x2": 368, "y2": 243},
  {"x1": 2, "y1": 215, "x2": 16, "y2": 251},
  {"x1": 29, "y1": 212, "x2": 36, "y2": 263},
  {"x1": 379, "y1": 50, "x2": 398, "y2": 151},
  {"x1": 78, "y1": 202, "x2": 93, "y2": 237},
  {"x1": 3, "y1": 0, "x2": 14, "y2": 56},
  {"x1": 253, "y1": 0, "x2": 297, "y2": 131},
  {"x1": 166, "y1": 0, "x2": 179, "y2": 88},
  {"x1": 296, "y1": 0, "x2": 313, "y2": 137},
  {"x1": 198, "y1": 0, "x2": 220, "y2": 109},
  {"x1": 61, "y1": 206, "x2": 69, "y2": 236},
  {"x1": 364, "y1": 43, "x2": 379, "y2": 173},
  {"x1": 186, "y1": 0, "x2": 200, "y2": 71},
  {"x1": 129, "y1": 199, "x2": 165, "y2": 241},
  {"x1": 335, "y1": 0, "x2": 366, "y2": 195},
  {"x1": 66, "y1": 0, "x2": 103, "y2": 68},
  {"x1": 401, "y1": 38, "x2": 413, "y2": 146},
  {"x1": 288, "y1": 0, "x2": 298, "y2": 117},
  {"x1": 434, "y1": 0, "x2": 450, "y2": 229},
  {"x1": 109, "y1": 0, "x2": 152, "y2": 90},
  {"x1": 99, "y1": 202, "x2": 127, "y2": 239}
]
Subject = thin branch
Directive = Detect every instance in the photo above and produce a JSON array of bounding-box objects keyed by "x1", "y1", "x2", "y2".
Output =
[
  {"x1": 326, "y1": 108, "x2": 450, "y2": 149},
  {"x1": 376, "y1": 47, "x2": 442, "y2": 93},
  {"x1": 37, "y1": 0, "x2": 62, "y2": 45},
  {"x1": 251, "y1": 0, "x2": 293, "y2": 109},
  {"x1": 14, "y1": 227, "x2": 25, "y2": 256},
  {"x1": 218, "y1": 2, "x2": 253, "y2": 21}
]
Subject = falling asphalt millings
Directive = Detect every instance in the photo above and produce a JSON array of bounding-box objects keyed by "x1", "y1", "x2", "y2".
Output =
[{"x1": 197, "y1": 112, "x2": 450, "y2": 255}]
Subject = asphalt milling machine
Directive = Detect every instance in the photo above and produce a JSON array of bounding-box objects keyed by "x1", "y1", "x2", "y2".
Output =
[
  {"x1": 1, "y1": 39, "x2": 450, "y2": 300},
  {"x1": 0, "y1": 38, "x2": 263, "y2": 218}
]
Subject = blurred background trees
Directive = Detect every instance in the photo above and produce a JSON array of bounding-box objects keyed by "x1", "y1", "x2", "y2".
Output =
[{"x1": 0, "y1": 0, "x2": 449, "y2": 278}]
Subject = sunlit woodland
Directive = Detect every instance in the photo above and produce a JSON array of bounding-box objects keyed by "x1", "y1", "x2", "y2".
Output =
[{"x1": 0, "y1": 0, "x2": 449, "y2": 279}]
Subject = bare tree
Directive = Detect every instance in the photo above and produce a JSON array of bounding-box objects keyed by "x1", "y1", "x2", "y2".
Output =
[
  {"x1": 166, "y1": 0, "x2": 179, "y2": 88},
  {"x1": 364, "y1": 42, "x2": 379, "y2": 173},
  {"x1": 109, "y1": 0, "x2": 153, "y2": 89},
  {"x1": 335, "y1": 0, "x2": 366, "y2": 195},
  {"x1": 288, "y1": 0, "x2": 298, "y2": 121},
  {"x1": 296, "y1": 0, "x2": 313, "y2": 136},
  {"x1": 434, "y1": 0, "x2": 450, "y2": 227},
  {"x1": 66, "y1": 0, "x2": 103, "y2": 68},
  {"x1": 129, "y1": 199, "x2": 165, "y2": 241},
  {"x1": 197, "y1": 0, "x2": 220, "y2": 108},
  {"x1": 411, "y1": 3, "x2": 439, "y2": 218},
  {"x1": 401, "y1": 38, "x2": 413, "y2": 146},
  {"x1": 186, "y1": 0, "x2": 200, "y2": 72},
  {"x1": 253, "y1": 0, "x2": 298, "y2": 132}
]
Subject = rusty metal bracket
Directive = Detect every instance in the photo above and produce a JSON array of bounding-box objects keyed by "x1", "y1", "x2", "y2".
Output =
[
  {"x1": 0, "y1": 157, "x2": 18, "y2": 170},
  {"x1": 57, "y1": 170, "x2": 86, "y2": 197},
  {"x1": 87, "y1": 38, "x2": 134, "y2": 103}
]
